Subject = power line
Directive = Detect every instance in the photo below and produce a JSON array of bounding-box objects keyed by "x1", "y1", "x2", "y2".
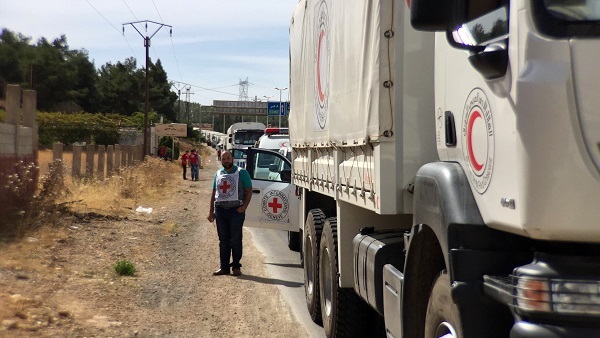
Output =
[
  {"x1": 123, "y1": 20, "x2": 173, "y2": 157},
  {"x1": 169, "y1": 37, "x2": 183, "y2": 82},
  {"x1": 148, "y1": 0, "x2": 183, "y2": 82},
  {"x1": 208, "y1": 84, "x2": 239, "y2": 90},
  {"x1": 85, "y1": 0, "x2": 138, "y2": 59},
  {"x1": 122, "y1": 0, "x2": 140, "y2": 22},
  {"x1": 190, "y1": 84, "x2": 238, "y2": 97},
  {"x1": 151, "y1": 0, "x2": 165, "y2": 23},
  {"x1": 172, "y1": 81, "x2": 239, "y2": 97},
  {"x1": 155, "y1": 1, "x2": 183, "y2": 82},
  {"x1": 120, "y1": 1, "x2": 162, "y2": 69}
]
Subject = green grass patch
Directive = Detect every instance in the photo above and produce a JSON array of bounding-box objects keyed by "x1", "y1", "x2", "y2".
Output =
[{"x1": 114, "y1": 260, "x2": 137, "y2": 276}]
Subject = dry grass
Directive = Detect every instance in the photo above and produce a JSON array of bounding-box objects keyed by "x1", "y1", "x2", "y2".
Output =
[
  {"x1": 162, "y1": 221, "x2": 180, "y2": 236},
  {"x1": 2, "y1": 150, "x2": 182, "y2": 239},
  {"x1": 58, "y1": 157, "x2": 180, "y2": 216}
]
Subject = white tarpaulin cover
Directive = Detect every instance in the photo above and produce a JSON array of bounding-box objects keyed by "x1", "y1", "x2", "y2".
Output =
[{"x1": 289, "y1": 0, "x2": 394, "y2": 147}]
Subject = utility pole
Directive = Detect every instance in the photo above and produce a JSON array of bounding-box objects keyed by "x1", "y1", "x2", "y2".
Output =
[
  {"x1": 275, "y1": 87, "x2": 288, "y2": 128},
  {"x1": 123, "y1": 20, "x2": 172, "y2": 158},
  {"x1": 263, "y1": 95, "x2": 273, "y2": 127},
  {"x1": 185, "y1": 86, "x2": 194, "y2": 125},
  {"x1": 172, "y1": 82, "x2": 186, "y2": 122}
]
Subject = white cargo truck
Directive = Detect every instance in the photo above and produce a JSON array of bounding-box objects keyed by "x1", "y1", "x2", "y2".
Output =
[
  {"x1": 225, "y1": 122, "x2": 266, "y2": 168},
  {"x1": 226, "y1": 122, "x2": 266, "y2": 151},
  {"x1": 240, "y1": 0, "x2": 600, "y2": 337}
]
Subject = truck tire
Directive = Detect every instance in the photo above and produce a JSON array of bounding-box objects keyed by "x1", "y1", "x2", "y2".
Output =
[
  {"x1": 424, "y1": 271, "x2": 463, "y2": 338},
  {"x1": 304, "y1": 209, "x2": 326, "y2": 324},
  {"x1": 319, "y1": 217, "x2": 371, "y2": 338},
  {"x1": 288, "y1": 231, "x2": 301, "y2": 252}
]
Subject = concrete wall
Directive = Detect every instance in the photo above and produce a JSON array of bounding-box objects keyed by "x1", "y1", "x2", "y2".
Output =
[{"x1": 0, "y1": 85, "x2": 38, "y2": 211}]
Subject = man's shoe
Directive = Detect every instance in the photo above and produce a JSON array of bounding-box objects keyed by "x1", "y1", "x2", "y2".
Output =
[
  {"x1": 212, "y1": 268, "x2": 230, "y2": 276},
  {"x1": 232, "y1": 268, "x2": 242, "y2": 276}
]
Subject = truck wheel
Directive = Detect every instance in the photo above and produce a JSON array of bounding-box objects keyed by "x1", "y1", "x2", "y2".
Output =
[
  {"x1": 319, "y1": 218, "x2": 371, "y2": 338},
  {"x1": 288, "y1": 231, "x2": 300, "y2": 252},
  {"x1": 424, "y1": 271, "x2": 463, "y2": 338},
  {"x1": 304, "y1": 209, "x2": 326, "y2": 324}
]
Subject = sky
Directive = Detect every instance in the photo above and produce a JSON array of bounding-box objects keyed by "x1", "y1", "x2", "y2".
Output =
[{"x1": 0, "y1": 0, "x2": 299, "y2": 106}]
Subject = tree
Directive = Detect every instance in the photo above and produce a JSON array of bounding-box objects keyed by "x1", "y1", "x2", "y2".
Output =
[
  {"x1": 489, "y1": 18, "x2": 508, "y2": 40},
  {"x1": 1, "y1": 28, "x2": 180, "y2": 123},
  {"x1": 149, "y1": 59, "x2": 177, "y2": 121},
  {"x1": 97, "y1": 57, "x2": 144, "y2": 115},
  {"x1": 68, "y1": 49, "x2": 100, "y2": 113},
  {"x1": 0, "y1": 29, "x2": 31, "y2": 86},
  {"x1": 470, "y1": 23, "x2": 487, "y2": 45},
  {"x1": 32, "y1": 35, "x2": 75, "y2": 111}
]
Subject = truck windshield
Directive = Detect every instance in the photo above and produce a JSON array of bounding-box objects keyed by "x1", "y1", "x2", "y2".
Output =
[
  {"x1": 234, "y1": 131, "x2": 264, "y2": 145},
  {"x1": 533, "y1": 1, "x2": 600, "y2": 37}
]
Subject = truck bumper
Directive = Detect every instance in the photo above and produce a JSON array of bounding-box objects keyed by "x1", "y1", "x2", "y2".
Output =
[{"x1": 511, "y1": 321, "x2": 600, "y2": 338}]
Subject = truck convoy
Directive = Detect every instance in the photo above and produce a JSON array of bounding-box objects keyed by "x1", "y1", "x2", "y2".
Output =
[
  {"x1": 201, "y1": 130, "x2": 227, "y2": 149},
  {"x1": 237, "y1": 0, "x2": 600, "y2": 337}
]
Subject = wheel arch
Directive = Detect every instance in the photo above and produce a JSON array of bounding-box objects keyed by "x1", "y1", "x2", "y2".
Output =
[
  {"x1": 405, "y1": 162, "x2": 529, "y2": 338},
  {"x1": 402, "y1": 224, "x2": 446, "y2": 338},
  {"x1": 412, "y1": 162, "x2": 485, "y2": 272},
  {"x1": 304, "y1": 190, "x2": 336, "y2": 219},
  {"x1": 402, "y1": 162, "x2": 485, "y2": 338}
]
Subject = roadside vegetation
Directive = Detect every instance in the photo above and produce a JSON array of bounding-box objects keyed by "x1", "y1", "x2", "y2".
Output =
[{"x1": 0, "y1": 149, "x2": 181, "y2": 240}]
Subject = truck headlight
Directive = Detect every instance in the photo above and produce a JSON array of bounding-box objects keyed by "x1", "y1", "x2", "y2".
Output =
[
  {"x1": 515, "y1": 277, "x2": 550, "y2": 312},
  {"x1": 514, "y1": 276, "x2": 600, "y2": 315}
]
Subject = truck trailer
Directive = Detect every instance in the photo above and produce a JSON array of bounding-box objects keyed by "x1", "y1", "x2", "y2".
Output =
[{"x1": 236, "y1": 0, "x2": 600, "y2": 337}]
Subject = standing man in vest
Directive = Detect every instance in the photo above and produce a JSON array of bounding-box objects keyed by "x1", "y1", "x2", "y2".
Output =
[
  {"x1": 180, "y1": 150, "x2": 189, "y2": 180},
  {"x1": 207, "y1": 150, "x2": 252, "y2": 276}
]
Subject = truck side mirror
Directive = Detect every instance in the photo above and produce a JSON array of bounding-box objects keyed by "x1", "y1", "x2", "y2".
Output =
[
  {"x1": 411, "y1": 0, "x2": 455, "y2": 31},
  {"x1": 449, "y1": 6, "x2": 509, "y2": 79}
]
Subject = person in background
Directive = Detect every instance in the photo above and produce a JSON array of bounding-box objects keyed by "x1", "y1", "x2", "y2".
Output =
[
  {"x1": 180, "y1": 150, "x2": 189, "y2": 180},
  {"x1": 189, "y1": 149, "x2": 200, "y2": 181},
  {"x1": 207, "y1": 151, "x2": 252, "y2": 276},
  {"x1": 217, "y1": 147, "x2": 222, "y2": 161},
  {"x1": 158, "y1": 145, "x2": 167, "y2": 159}
]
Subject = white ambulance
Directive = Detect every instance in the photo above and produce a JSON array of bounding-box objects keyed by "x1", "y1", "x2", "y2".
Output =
[{"x1": 254, "y1": 128, "x2": 289, "y2": 151}]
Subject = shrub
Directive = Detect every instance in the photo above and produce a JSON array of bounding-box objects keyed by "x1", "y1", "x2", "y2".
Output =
[{"x1": 114, "y1": 260, "x2": 136, "y2": 276}]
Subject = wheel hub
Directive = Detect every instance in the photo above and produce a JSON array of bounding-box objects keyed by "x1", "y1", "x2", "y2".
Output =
[
  {"x1": 435, "y1": 321, "x2": 457, "y2": 338},
  {"x1": 322, "y1": 247, "x2": 332, "y2": 316},
  {"x1": 306, "y1": 236, "x2": 314, "y2": 292}
]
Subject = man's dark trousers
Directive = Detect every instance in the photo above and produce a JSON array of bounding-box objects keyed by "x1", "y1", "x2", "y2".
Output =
[{"x1": 215, "y1": 206, "x2": 245, "y2": 271}]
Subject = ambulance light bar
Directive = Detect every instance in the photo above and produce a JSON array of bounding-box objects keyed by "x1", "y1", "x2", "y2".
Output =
[{"x1": 265, "y1": 127, "x2": 289, "y2": 135}]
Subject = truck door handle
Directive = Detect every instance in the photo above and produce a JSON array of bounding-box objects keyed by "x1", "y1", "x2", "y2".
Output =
[{"x1": 252, "y1": 190, "x2": 261, "y2": 194}]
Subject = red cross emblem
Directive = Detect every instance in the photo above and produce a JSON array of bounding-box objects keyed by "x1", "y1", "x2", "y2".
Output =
[
  {"x1": 219, "y1": 180, "x2": 231, "y2": 194},
  {"x1": 268, "y1": 198, "x2": 283, "y2": 214}
]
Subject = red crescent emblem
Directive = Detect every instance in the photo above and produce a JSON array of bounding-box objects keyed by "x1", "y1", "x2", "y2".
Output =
[
  {"x1": 467, "y1": 110, "x2": 484, "y2": 172},
  {"x1": 317, "y1": 29, "x2": 326, "y2": 103}
]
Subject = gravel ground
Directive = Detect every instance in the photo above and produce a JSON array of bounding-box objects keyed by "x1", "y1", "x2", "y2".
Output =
[{"x1": 0, "y1": 147, "x2": 309, "y2": 338}]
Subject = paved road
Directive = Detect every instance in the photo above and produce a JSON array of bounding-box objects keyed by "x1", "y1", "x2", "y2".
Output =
[{"x1": 248, "y1": 228, "x2": 327, "y2": 338}]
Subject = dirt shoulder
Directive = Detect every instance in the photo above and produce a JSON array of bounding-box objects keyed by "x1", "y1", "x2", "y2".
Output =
[{"x1": 0, "y1": 146, "x2": 309, "y2": 338}]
